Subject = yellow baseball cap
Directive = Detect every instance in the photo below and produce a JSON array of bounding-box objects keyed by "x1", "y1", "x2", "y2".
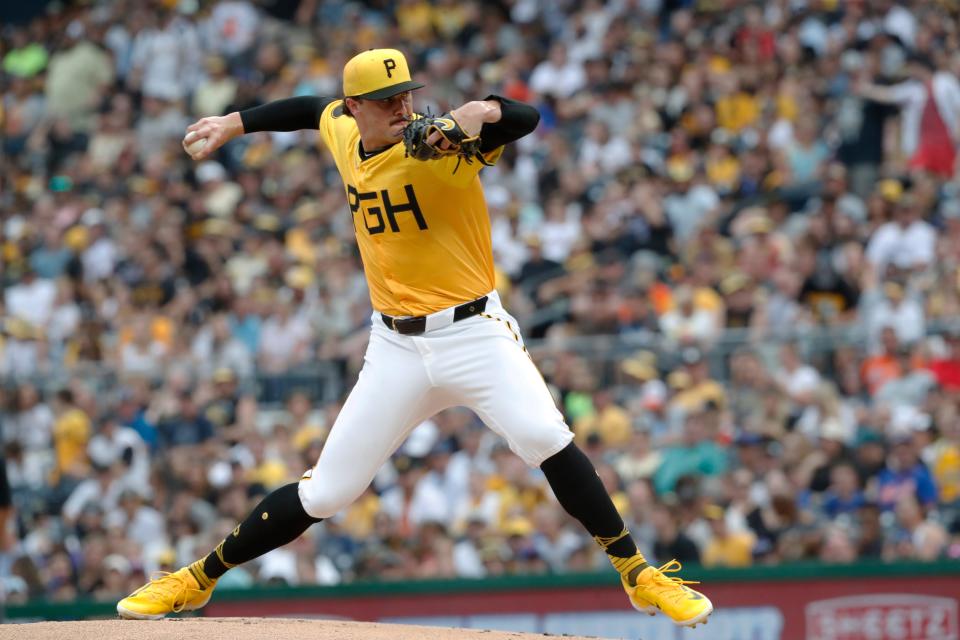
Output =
[
  {"x1": 878, "y1": 178, "x2": 903, "y2": 203},
  {"x1": 343, "y1": 48, "x2": 424, "y2": 99}
]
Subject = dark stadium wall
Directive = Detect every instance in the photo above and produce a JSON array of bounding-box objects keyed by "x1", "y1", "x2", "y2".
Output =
[{"x1": 0, "y1": 0, "x2": 55, "y2": 25}]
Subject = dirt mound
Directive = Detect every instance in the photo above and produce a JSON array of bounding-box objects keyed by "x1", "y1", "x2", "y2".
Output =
[{"x1": 0, "y1": 617, "x2": 602, "y2": 640}]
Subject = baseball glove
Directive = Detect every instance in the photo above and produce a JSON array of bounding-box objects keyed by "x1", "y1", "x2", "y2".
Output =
[{"x1": 402, "y1": 112, "x2": 489, "y2": 172}]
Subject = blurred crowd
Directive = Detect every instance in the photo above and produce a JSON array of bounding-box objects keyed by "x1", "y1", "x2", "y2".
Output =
[{"x1": 3, "y1": 0, "x2": 960, "y2": 604}]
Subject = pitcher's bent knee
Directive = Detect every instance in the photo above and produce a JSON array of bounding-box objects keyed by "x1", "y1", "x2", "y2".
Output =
[
  {"x1": 297, "y1": 472, "x2": 356, "y2": 519},
  {"x1": 513, "y1": 423, "x2": 574, "y2": 468}
]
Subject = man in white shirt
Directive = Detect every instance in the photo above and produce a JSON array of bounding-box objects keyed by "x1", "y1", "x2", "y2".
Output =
[
  {"x1": 205, "y1": 1, "x2": 260, "y2": 58},
  {"x1": 529, "y1": 44, "x2": 586, "y2": 99},
  {"x1": 62, "y1": 462, "x2": 126, "y2": 525},
  {"x1": 80, "y1": 210, "x2": 117, "y2": 282},
  {"x1": 663, "y1": 169, "x2": 721, "y2": 246},
  {"x1": 257, "y1": 296, "x2": 312, "y2": 373},
  {"x1": 190, "y1": 313, "x2": 254, "y2": 379},
  {"x1": 408, "y1": 444, "x2": 454, "y2": 527},
  {"x1": 775, "y1": 342, "x2": 821, "y2": 405},
  {"x1": 88, "y1": 413, "x2": 151, "y2": 493},
  {"x1": 4, "y1": 268, "x2": 56, "y2": 328},
  {"x1": 659, "y1": 286, "x2": 719, "y2": 347},
  {"x1": 0, "y1": 320, "x2": 42, "y2": 379},
  {"x1": 865, "y1": 194, "x2": 935, "y2": 274},
  {"x1": 862, "y1": 281, "x2": 925, "y2": 351}
]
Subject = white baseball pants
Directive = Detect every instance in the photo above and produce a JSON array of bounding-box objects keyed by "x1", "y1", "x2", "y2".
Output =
[{"x1": 297, "y1": 290, "x2": 573, "y2": 519}]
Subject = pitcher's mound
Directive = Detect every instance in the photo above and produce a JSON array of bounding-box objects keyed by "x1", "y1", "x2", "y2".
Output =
[{"x1": 0, "y1": 617, "x2": 603, "y2": 640}]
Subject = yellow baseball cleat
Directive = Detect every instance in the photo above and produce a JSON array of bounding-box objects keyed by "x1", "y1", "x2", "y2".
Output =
[
  {"x1": 621, "y1": 574, "x2": 658, "y2": 616},
  {"x1": 622, "y1": 560, "x2": 713, "y2": 627},
  {"x1": 117, "y1": 564, "x2": 216, "y2": 620}
]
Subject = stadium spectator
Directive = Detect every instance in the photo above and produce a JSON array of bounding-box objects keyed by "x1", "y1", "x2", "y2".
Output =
[{"x1": 700, "y1": 503, "x2": 755, "y2": 568}]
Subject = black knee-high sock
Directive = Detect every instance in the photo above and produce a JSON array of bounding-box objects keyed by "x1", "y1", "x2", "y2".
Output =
[
  {"x1": 197, "y1": 482, "x2": 322, "y2": 581},
  {"x1": 541, "y1": 442, "x2": 649, "y2": 580}
]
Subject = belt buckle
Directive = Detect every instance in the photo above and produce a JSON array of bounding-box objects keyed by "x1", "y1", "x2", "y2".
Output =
[{"x1": 390, "y1": 317, "x2": 398, "y2": 332}]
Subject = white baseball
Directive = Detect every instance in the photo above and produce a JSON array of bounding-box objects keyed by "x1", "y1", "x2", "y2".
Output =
[{"x1": 184, "y1": 131, "x2": 208, "y2": 157}]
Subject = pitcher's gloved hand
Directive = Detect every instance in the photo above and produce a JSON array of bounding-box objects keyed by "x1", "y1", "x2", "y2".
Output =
[{"x1": 402, "y1": 112, "x2": 486, "y2": 170}]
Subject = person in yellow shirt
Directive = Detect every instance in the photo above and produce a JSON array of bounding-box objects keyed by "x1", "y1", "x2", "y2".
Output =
[
  {"x1": 705, "y1": 139, "x2": 741, "y2": 195},
  {"x1": 573, "y1": 389, "x2": 632, "y2": 448},
  {"x1": 120, "y1": 48, "x2": 711, "y2": 627},
  {"x1": 395, "y1": 0, "x2": 435, "y2": 41},
  {"x1": 701, "y1": 503, "x2": 755, "y2": 568},
  {"x1": 714, "y1": 76, "x2": 760, "y2": 133},
  {"x1": 51, "y1": 389, "x2": 92, "y2": 484},
  {"x1": 931, "y1": 415, "x2": 960, "y2": 505},
  {"x1": 671, "y1": 348, "x2": 727, "y2": 414}
]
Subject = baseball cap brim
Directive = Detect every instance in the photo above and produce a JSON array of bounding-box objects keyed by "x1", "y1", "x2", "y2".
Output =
[{"x1": 352, "y1": 80, "x2": 424, "y2": 100}]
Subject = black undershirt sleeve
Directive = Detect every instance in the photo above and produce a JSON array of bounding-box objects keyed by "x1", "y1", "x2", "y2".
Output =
[
  {"x1": 239, "y1": 96, "x2": 334, "y2": 133},
  {"x1": 478, "y1": 95, "x2": 540, "y2": 153},
  {"x1": 238, "y1": 95, "x2": 537, "y2": 150}
]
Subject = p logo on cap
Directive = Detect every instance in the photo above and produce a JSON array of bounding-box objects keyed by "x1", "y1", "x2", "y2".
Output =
[{"x1": 343, "y1": 49, "x2": 425, "y2": 100}]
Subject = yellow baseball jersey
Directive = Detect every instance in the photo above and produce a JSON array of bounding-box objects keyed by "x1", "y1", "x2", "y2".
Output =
[{"x1": 319, "y1": 100, "x2": 503, "y2": 316}]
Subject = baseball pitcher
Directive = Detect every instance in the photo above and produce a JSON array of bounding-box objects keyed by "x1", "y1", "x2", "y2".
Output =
[{"x1": 117, "y1": 49, "x2": 712, "y2": 628}]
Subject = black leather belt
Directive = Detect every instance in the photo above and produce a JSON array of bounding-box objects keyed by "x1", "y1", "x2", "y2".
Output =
[{"x1": 382, "y1": 296, "x2": 488, "y2": 335}]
